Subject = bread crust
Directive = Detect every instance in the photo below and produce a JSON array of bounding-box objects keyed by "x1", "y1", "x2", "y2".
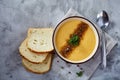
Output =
[
  {"x1": 27, "y1": 28, "x2": 54, "y2": 37},
  {"x1": 27, "y1": 47, "x2": 54, "y2": 53},
  {"x1": 22, "y1": 54, "x2": 52, "y2": 74}
]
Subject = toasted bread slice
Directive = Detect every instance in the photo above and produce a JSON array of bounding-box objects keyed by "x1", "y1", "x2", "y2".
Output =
[
  {"x1": 27, "y1": 28, "x2": 54, "y2": 52},
  {"x1": 22, "y1": 54, "x2": 52, "y2": 74},
  {"x1": 19, "y1": 39, "x2": 48, "y2": 63}
]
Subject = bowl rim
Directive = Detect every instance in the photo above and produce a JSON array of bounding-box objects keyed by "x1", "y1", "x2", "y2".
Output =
[{"x1": 52, "y1": 16, "x2": 100, "y2": 64}]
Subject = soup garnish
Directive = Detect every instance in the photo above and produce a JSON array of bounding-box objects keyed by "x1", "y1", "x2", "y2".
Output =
[{"x1": 60, "y1": 22, "x2": 88, "y2": 58}]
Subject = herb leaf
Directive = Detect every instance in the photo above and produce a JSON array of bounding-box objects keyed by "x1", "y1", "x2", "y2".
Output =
[
  {"x1": 76, "y1": 71, "x2": 84, "y2": 77},
  {"x1": 68, "y1": 35, "x2": 80, "y2": 46}
]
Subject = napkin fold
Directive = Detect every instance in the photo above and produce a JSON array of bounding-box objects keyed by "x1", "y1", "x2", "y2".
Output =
[{"x1": 52, "y1": 8, "x2": 117, "y2": 80}]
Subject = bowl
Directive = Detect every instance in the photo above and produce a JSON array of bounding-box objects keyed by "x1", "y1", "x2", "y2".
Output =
[{"x1": 53, "y1": 16, "x2": 100, "y2": 64}]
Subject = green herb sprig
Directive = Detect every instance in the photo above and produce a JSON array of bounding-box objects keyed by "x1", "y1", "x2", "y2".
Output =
[
  {"x1": 68, "y1": 35, "x2": 80, "y2": 46},
  {"x1": 76, "y1": 71, "x2": 84, "y2": 77}
]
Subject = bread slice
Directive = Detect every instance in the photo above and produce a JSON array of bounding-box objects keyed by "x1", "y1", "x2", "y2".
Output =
[
  {"x1": 19, "y1": 39, "x2": 48, "y2": 63},
  {"x1": 27, "y1": 28, "x2": 54, "y2": 52},
  {"x1": 22, "y1": 54, "x2": 52, "y2": 74}
]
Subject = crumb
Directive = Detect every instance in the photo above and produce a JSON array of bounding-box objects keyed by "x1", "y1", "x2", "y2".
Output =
[
  {"x1": 80, "y1": 68, "x2": 83, "y2": 70},
  {"x1": 61, "y1": 66, "x2": 64, "y2": 69},
  {"x1": 77, "y1": 64, "x2": 79, "y2": 67},
  {"x1": 68, "y1": 71, "x2": 71, "y2": 74},
  {"x1": 10, "y1": 75, "x2": 12, "y2": 78}
]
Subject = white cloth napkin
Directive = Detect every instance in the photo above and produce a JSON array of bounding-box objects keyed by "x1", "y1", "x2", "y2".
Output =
[{"x1": 51, "y1": 8, "x2": 117, "y2": 80}]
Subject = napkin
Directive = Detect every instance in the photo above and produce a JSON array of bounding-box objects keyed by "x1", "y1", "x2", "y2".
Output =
[{"x1": 51, "y1": 8, "x2": 117, "y2": 80}]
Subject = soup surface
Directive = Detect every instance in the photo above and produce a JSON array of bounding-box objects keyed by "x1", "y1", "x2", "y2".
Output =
[{"x1": 55, "y1": 19, "x2": 96, "y2": 61}]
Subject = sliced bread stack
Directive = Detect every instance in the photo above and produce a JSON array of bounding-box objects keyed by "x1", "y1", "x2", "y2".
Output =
[{"x1": 19, "y1": 28, "x2": 54, "y2": 74}]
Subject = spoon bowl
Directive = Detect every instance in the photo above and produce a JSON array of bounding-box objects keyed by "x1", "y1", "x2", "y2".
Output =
[{"x1": 97, "y1": 10, "x2": 110, "y2": 30}]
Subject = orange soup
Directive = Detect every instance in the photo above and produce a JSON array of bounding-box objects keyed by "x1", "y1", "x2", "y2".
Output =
[{"x1": 55, "y1": 19, "x2": 96, "y2": 61}]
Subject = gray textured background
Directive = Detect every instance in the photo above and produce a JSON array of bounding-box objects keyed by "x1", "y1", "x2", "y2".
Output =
[{"x1": 0, "y1": 0, "x2": 120, "y2": 80}]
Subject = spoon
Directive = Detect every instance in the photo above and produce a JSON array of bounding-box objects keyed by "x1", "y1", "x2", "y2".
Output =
[{"x1": 96, "y1": 10, "x2": 110, "y2": 68}]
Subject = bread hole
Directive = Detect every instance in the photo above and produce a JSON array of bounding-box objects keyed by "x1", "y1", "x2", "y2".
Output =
[
  {"x1": 40, "y1": 42, "x2": 44, "y2": 45},
  {"x1": 25, "y1": 49, "x2": 27, "y2": 51},
  {"x1": 34, "y1": 39, "x2": 37, "y2": 42},
  {"x1": 33, "y1": 42, "x2": 36, "y2": 44},
  {"x1": 33, "y1": 55, "x2": 37, "y2": 58},
  {"x1": 40, "y1": 40, "x2": 44, "y2": 45}
]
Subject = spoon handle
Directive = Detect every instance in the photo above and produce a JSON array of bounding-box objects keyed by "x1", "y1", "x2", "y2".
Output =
[{"x1": 101, "y1": 31, "x2": 106, "y2": 68}]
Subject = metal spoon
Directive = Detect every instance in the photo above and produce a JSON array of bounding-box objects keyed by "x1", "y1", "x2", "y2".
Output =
[{"x1": 96, "y1": 10, "x2": 110, "y2": 68}]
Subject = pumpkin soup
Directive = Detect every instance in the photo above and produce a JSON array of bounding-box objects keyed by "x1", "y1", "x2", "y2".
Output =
[{"x1": 55, "y1": 18, "x2": 96, "y2": 61}]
